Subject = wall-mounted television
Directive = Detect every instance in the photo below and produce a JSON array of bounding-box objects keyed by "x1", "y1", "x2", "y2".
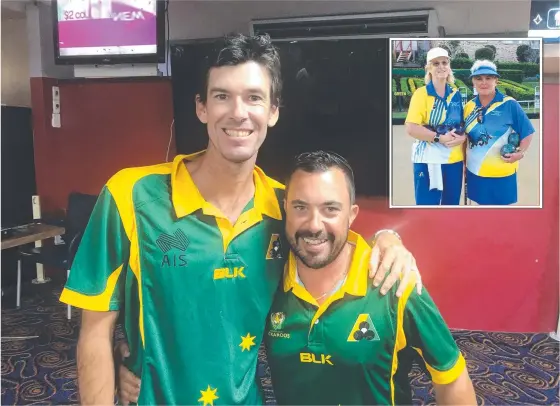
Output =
[{"x1": 52, "y1": 0, "x2": 166, "y2": 65}]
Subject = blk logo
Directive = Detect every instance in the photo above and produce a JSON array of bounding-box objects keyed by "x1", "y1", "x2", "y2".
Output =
[
  {"x1": 157, "y1": 230, "x2": 189, "y2": 268},
  {"x1": 300, "y1": 353, "x2": 334, "y2": 366}
]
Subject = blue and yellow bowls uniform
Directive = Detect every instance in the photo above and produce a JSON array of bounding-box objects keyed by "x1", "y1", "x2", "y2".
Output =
[
  {"x1": 464, "y1": 90, "x2": 535, "y2": 205},
  {"x1": 266, "y1": 231, "x2": 466, "y2": 405},
  {"x1": 406, "y1": 82, "x2": 465, "y2": 205},
  {"x1": 60, "y1": 151, "x2": 289, "y2": 405}
]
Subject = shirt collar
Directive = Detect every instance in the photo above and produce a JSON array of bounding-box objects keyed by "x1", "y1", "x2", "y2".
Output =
[
  {"x1": 283, "y1": 230, "x2": 371, "y2": 297},
  {"x1": 171, "y1": 151, "x2": 283, "y2": 220},
  {"x1": 426, "y1": 81, "x2": 452, "y2": 99},
  {"x1": 475, "y1": 89, "x2": 504, "y2": 108}
]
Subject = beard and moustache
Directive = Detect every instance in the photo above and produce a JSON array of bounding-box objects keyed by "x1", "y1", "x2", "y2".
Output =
[{"x1": 287, "y1": 229, "x2": 348, "y2": 269}]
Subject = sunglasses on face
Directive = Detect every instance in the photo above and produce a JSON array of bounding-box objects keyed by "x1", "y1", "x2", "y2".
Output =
[{"x1": 431, "y1": 60, "x2": 449, "y2": 67}]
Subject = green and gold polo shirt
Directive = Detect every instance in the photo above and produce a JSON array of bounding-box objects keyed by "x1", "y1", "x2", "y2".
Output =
[
  {"x1": 265, "y1": 231, "x2": 465, "y2": 405},
  {"x1": 60, "y1": 151, "x2": 288, "y2": 405}
]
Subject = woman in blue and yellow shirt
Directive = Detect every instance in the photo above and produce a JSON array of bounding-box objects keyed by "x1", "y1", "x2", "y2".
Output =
[
  {"x1": 464, "y1": 60, "x2": 535, "y2": 205},
  {"x1": 405, "y1": 47, "x2": 467, "y2": 205}
]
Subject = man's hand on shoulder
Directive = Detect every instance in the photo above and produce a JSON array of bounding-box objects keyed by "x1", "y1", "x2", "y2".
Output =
[{"x1": 368, "y1": 230, "x2": 423, "y2": 297}]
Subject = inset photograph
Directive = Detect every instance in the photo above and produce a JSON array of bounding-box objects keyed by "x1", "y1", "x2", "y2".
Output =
[{"x1": 390, "y1": 39, "x2": 542, "y2": 207}]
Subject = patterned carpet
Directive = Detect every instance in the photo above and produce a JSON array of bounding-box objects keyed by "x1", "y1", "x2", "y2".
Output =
[{"x1": 2, "y1": 282, "x2": 559, "y2": 405}]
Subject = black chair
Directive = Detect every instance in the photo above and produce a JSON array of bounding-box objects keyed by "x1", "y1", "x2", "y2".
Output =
[{"x1": 17, "y1": 192, "x2": 98, "y2": 318}]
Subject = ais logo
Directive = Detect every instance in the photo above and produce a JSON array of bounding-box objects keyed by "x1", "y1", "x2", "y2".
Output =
[{"x1": 157, "y1": 230, "x2": 189, "y2": 268}]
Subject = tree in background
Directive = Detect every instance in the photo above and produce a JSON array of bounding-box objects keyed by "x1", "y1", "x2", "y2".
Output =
[
  {"x1": 516, "y1": 44, "x2": 536, "y2": 63},
  {"x1": 484, "y1": 44, "x2": 497, "y2": 60},
  {"x1": 475, "y1": 47, "x2": 495, "y2": 61},
  {"x1": 439, "y1": 44, "x2": 451, "y2": 56},
  {"x1": 447, "y1": 40, "x2": 461, "y2": 56}
]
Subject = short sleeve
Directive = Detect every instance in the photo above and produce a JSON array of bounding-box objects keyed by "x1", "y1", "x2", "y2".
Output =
[
  {"x1": 402, "y1": 288, "x2": 466, "y2": 385},
  {"x1": 406, "y1": 88, "x2": 427, "y2": 125},
  {"x1": 59, "y1": 185, "x2": 130, "y2": 312},
  {"x1": 510, "y1": 100, "x2": 535, "y2": 140}
]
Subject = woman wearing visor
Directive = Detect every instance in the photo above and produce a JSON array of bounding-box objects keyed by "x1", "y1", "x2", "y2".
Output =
[
  {"x1": 463, "y1": 60, "x2": 535, "y2": 205},
  {"x1": 405, "y1": 47, "x2": 467, "y2": 205}
]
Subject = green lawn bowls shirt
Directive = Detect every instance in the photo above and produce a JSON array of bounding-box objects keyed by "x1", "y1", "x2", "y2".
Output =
[
  {"x1": 265, "y1": 231, "x2": 466, "y2": 405},
  {"x1": 60, "y1": 151, "x2": 289, "y2": 405}
]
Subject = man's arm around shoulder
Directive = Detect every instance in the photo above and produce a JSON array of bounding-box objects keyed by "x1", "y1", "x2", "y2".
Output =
[{"x1": 77, "y1": 310, "x2": 119, "y2": 405}]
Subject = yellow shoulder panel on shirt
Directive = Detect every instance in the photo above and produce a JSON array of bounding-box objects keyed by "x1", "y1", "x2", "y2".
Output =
[
  {"x1": 463, "y1": 100, "x2": 477, "y2": 117},
  {"x1": 390, "y1": 273, "x2": 418, "y2": 403},
  {"x1": 405, "y1": 86, "x2": 430, "y2": 125},
  {"x1": 106, "y1": 162, "x2": 173, "y2": 239}
]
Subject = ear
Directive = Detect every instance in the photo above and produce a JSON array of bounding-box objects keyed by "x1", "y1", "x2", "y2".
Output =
[
  {"x1": 195, "y1": 94, "x2": 208, "y2": 124},
  {"x1": 268, "y1": 103, "x2": 280, "y2": 127},
  {"x1": 348, "y1": 204, "x2": 359, "y2": 227},
  {"x1": 283, "y1": 198, "x2": 287, "y2": 212}
]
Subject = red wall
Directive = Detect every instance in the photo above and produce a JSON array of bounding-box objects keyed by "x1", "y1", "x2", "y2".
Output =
[
  {"x1": 30, "y1": 79, "x2": 558, "y2": 333},
  {"x1": 30, "y1": 77, "x2": 175, "y2": 213},
  {"x1": 352, "y1": 84, "x2": 559, "y2": 333}
]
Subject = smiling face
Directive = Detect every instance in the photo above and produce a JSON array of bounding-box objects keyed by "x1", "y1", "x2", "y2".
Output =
[
  {"x1": 429, "y1": 56, "x2": 450, "y2": 81},
  {"x1": 472, "y1": 74, "x2": 498, "y2": 98},
  {"x1": 284, "y1": 168, "x2": 359, "y2": 269},
  {"x1": 195, "y1": 61, "x2": 279, "y2": 164}
]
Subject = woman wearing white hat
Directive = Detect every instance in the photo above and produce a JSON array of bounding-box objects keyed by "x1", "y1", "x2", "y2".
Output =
[
  {"x1": 463, "y1": 60, "x2": 535, "y2": 205},
  {"x1": 405, "y1": 47, "x2": 467, "y2": 205}
]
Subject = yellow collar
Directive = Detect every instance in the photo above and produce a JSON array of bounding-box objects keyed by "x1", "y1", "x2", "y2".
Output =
[
  {"x1": 170, "y1": 151, "x2": 283, "y2": 220},
  {"x1": 283, "y1": 230, "x2": 371, "y2": 297}
]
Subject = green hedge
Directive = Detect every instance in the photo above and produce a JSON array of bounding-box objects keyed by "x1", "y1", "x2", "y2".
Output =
[
  {"x1": 450, "y1": 57, "x2": 473, "y2": 69},
  {"x1": 391, "y1": 75, "x2": 534, "y2": 109},
  {"x1": 453, "y1": 79, "x2": 474, "y2": 98},
  {"x1": 499, "y1": 78, "x2": 535, "y2": 94},
  {"x1": 408, "y1": 78, "x2": 417, "y2": 93},
  {"x1": 393, "y1": 68, "x2": 524, "y2": 83},
  {"x1": 498, "y1": 80, "x2": 534, "y2": 100},
  {"x1": 497, "y1": 62, "x2": 539, "y2": 77},
  {"x1": 403, "y1": 77, "x2": 474, "y2": 100}
]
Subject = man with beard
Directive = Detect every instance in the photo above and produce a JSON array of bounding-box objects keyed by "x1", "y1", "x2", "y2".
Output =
[
  {"x1": 60, "y1": 34, "x2": 421, "y2": 405},
  {"x1": 265, "y1": 150, "x2": 477, "y2": 405},
  {"x1": 117, "y1": 151, "x2": 476, "y2": 406}
]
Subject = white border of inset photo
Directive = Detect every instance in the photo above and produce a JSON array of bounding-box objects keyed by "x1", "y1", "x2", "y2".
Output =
[{"x1": 388, "y1": 37, "x2": 543, "y2": 209}]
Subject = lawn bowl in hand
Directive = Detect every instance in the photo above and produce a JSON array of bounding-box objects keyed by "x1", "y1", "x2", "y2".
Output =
[
  {"x1": 501, "y1": 143, "x2": 516, "y2": 157},
  {"x1": 508, "y1": 132, "x2": 520, "y2": 148}
]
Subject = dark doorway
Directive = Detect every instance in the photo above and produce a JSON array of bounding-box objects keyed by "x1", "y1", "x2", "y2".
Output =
[{"x1": 170, "y1": 38, "x2": 389, "y2": 197}]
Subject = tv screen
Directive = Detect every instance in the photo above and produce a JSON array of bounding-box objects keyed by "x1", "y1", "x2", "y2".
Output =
[{"x1": 53, "y1": 0, "x2": 165, "y2": 65}]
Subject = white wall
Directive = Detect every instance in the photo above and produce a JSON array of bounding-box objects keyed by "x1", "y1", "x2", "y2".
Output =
[{"x1": 1, "y1": 17, "x2": 31, "y2": 107}]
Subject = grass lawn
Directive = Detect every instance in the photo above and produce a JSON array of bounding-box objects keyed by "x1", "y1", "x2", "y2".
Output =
[{"x1": 522, "y1": 81, "x2": 539, "y2": 89}]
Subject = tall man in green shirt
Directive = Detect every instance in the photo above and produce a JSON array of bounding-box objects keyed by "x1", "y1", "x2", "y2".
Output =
[{"x1": 60, "y1": 34, "x2": 421, "y2": 405}]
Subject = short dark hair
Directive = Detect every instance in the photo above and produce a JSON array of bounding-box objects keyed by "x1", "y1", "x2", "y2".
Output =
[
  {"x1": 286, "y1": 151, "x2": 356, "y2": 204},
  {"x1": 197, "y1": 33, "x2": 282, "y2": 107}
]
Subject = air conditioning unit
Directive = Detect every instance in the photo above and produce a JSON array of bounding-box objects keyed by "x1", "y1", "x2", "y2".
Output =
[{"x1": 250, "y1": 10, "x2": 441, "y2": 41}]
